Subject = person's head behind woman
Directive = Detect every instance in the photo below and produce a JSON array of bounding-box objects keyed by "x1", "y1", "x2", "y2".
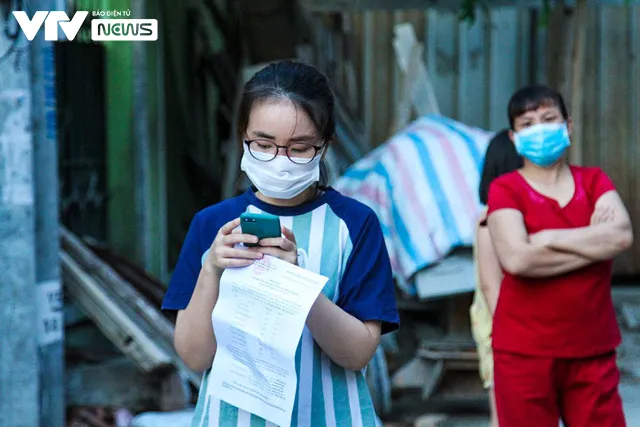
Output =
[
  {"x1": 236, "y1": 60, "x2": 335, "y2": 203},
  {"x1": 479, "y1": 129, "x2": 524, "y2": 205},
  {"x1": 507, "y1": 85, "x2": 572, "y2": 170}
]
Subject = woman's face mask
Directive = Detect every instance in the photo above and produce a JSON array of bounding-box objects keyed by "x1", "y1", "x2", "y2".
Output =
[
  {"x1": 514, "y1": 122, "x2": 571, "y2": 167},
  {"x1": 240, "y1": 145, "x2": 323, "y2": 200},
  {"x1": 241, "y1": 100, "x2": 326, "y2": 200}
]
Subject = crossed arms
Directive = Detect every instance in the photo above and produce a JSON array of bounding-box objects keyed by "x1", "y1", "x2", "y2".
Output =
[{"x1": 487, "y1": 190, "x2": 633, "y2": 278}]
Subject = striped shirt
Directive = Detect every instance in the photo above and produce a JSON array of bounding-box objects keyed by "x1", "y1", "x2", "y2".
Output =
[{"x1": 163, "y1": 188, "x2": 400, "y2": 427}]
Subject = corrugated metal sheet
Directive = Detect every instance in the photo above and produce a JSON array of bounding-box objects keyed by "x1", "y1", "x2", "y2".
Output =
[{"x1": 315, "y1": 5, "x2": 640, "y2": 275}]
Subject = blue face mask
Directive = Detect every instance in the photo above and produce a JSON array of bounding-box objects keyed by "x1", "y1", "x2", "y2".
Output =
[{"x1": 514, "y1": 123, "x2": 571, "y2": 167}]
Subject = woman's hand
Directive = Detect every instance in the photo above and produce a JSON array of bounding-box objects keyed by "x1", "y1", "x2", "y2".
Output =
[
  {"x1": 251, "y1": 226, "x2": 298, "y2": 265},
  {"x1": 205, "y1": 218, "x2": 264, "y2": 275},
  {"x1": 528, "y1": 229, "x2": 557, "y2": 248}
]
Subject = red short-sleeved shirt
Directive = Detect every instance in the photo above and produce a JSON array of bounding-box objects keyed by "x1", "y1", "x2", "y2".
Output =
[{"x1": 487, "y1": 165, "x2": 620, "y2": 358}]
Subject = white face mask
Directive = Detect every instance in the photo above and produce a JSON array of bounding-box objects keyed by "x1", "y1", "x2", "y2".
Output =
[{"x1": 240, "y1": 145, "x2": 322, "y2": 200}]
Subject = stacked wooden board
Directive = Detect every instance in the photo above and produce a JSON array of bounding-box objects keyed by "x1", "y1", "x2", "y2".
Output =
[{"x1": 60, "y1": 227, "x2": 200, "y2": 414}]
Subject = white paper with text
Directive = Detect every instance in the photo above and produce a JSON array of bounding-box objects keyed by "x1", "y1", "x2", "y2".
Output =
[{"x1": 208, "y1": 255, "x2": 328, "y2": 427}]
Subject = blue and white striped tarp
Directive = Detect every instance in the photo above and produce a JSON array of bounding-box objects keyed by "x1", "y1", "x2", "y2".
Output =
[{"x1": 334, "y1": 114, "x2": 494, "y2": 296}]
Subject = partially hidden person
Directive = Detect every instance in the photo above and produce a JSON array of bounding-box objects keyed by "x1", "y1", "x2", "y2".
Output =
[
  {"x1": 486, "y1": 85, "x2": 633, "y2": 427},
  {"x1": 162, "y1": 60, "x2": 400, "y2": 427},
  {"x1": 470, "y1": 129, "x2": 523, "y2": 427}
]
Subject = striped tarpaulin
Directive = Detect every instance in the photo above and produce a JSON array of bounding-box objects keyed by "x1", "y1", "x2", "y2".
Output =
[{"x1": 334, "y1": 114, "x2": 494, "y2": 296}]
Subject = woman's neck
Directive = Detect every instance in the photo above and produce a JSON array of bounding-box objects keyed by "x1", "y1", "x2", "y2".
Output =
[
  {"x1": 255, "y1": 185, "x2": 320, "y2": 207},
  {"x1": 521, "y1": 160, "x2": 569, "y2": 186}
]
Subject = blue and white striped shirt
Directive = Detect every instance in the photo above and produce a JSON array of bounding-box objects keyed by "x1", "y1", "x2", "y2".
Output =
[{"x1": 163, "y1": 188, "x2": 399, "y2": 427}]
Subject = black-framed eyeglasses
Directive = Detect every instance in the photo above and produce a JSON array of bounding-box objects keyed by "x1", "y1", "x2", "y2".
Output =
[{"x1": 243, "y1": 139, "x2": 325, "y2": 165}]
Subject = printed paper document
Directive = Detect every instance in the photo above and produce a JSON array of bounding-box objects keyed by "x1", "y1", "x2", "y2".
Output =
[{"x1": 207, "y1": 255, "x2": 328, "y2": 427}]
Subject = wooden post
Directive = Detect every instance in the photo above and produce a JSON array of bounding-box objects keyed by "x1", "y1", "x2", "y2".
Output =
[
  {"x1": 568, "y1": 0, "x2": 588, "y2": 165},
  {"x1": 545, "y1": 0, "x2": 588, "y2": 165},
  {"x1": 545, "y1": 1, "x2": 574, "y2": 98}
]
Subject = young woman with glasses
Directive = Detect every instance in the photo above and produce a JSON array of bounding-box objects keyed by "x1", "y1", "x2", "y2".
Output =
[{"x1": 162, "y1": 60, "x2": 400, "y2": 427}]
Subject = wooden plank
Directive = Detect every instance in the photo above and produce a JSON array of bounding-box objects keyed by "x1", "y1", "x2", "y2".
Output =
[
  {"x1": 60, "y1": 227, "x2": 202, "y2": 387},
  {"x1": 443, "y1": 360, "x2": 479, "y2": 371},
  {"x1": 417, "y1": 348, "x2": 478, "y2": 361},
  {"x1": 420, "y1": 339, "x2": 476, "y2": 351},
  {"x1": 362, "y1": 11, "x2": 374, "y2": 140},
  {"x1": 414, "y1": 251, "x2": 475, "y2": 300},
  {"x1": 421, "y1": 360, "x2": 445, "y2": 400},
  {"x1": 568, "y1": 0, "x2": 588, "y2": 165},
  {"x1": 390, "y1": 43, "x2": 423, "y2": 135},
  {"x1": 599, "y1": 6, "x2": 634, "y2": 274},
  {"x1": 371, "y1": 10, "x2": 393, "y2": 144},
  {"x1": 342, "y1": 13, "x2": 360, "y2": 112},
  {"x1": 457, "y1": 9, "x2": 487, "y2": 128},
  {"x1": 581, "y1": 6, "x2": 600, "y2": 169},
  {"x1": 430, "y1": 10, "x2": 457, "y2": 119},
  {"x1": 391, "y1": 357, "x2": 431, "y2": 390},
  {"x1": 61, "y1": 228, "x2": 175, "y2": 345},
  {"x1": 61, "y1": 251, "x2": 172, "y2": 372},
  {"x1": 89, "y1": 244, "x2": 166, "y2": 308},
  {"x1": 392, "y1": 11, "x2": 404, "y2": 109},
  {"x1": 391, "y1": 22, "x2": 440, "y2": 125},
  {"x1": 487, "y1": 8, "x2": 520, "y2": 130}
]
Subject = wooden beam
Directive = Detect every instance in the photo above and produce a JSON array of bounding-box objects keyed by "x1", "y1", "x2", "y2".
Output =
[
  {"x1": 61, "y1": 228, "x2": 176, "y2": 348},
  {"x1": 568, "y1": 0, "x2": 588, "y2": 165},
  {"x1": 299, "y1": 0, "x2": 639, "y2": 12},
  {"x1": 61, "y1": 251, "x2": 173, "y2": 373},
  {"x1": 60, "y1": 227, "x2": 202, "y2": 387}
]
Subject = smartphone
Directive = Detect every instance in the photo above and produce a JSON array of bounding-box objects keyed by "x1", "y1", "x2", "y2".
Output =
[{"x1": 240, "y1": 212, "x2": 281, "y2": 247}]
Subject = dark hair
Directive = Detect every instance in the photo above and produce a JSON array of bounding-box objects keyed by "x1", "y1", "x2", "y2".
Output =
[
  {"x1": 478, "y1": 129, "x2": 523, "y2": 205},
  {"x1": 236, "y1": 60, "x2": 336, "y2": 185},
  {"x1": 507, "y1": 85, "x2": 569, "y2": 129}
]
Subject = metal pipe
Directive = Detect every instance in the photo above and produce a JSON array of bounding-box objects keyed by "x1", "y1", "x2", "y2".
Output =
[
  {"x1": 132, "y1": 0, "x2": 152, "y2": 270},
  {"x1": 29, "y1": 0, "x2": 65, "y2": 425}
]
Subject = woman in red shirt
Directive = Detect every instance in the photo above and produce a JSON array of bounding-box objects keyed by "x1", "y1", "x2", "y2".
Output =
[{"x1": 486, "y1": 85, "x2": 633, "y2": 427}]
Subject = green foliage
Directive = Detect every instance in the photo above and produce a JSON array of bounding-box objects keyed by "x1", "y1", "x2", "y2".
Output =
[
  {"x1": 458, "y1": 0, "x2": 481, "y2": 23},
  {"x1": 456, "y1": 0, "x2": 596, "y2": 26},
  {"x1": 459, "y1": 0, "x2": 635, "y2": 32},
  {"x1": 459, "y1": 0, "x2": 635, "y2": 25}
]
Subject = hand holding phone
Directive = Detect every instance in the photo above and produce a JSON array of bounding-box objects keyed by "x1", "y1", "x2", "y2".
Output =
[
  {"x1": 240, "y1": 212, "x2": 282, "y2": 247},
  {"x1": 240, "y1": 212, "x2": 299, "y2": 265},
  {"x1": 205, "y1": 217, "x2": 263, "y2": 274}
]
